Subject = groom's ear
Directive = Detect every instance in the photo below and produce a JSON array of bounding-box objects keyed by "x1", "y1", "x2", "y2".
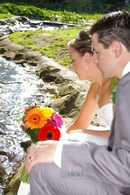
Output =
[{"x1": 111, "y1": 41, "x2": 122, "y2": 58}]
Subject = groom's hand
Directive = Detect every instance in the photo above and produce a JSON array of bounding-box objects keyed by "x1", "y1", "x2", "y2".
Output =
[{"x1": 25, "y1": 140, "x2": 58, "y2": 173}]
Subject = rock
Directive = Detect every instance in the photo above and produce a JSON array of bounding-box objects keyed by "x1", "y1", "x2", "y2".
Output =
[
  {"x1": 5, "y1": 167, "x2": 22, "y2": 195},
  {"x1": 20, "y1": 140, "x2": 32, "y2": 152}
]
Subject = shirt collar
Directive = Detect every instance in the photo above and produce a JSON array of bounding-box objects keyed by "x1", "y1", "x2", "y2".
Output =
[{"x1": 121, "y1": 61, "x2": 130, "y2": 78}]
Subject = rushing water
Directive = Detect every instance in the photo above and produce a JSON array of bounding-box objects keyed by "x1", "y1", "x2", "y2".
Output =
[{"x1": 0, "y1": 56, "x2": 58, "y2": 194}]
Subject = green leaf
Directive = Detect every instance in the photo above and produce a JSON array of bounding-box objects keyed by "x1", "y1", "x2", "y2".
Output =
[{"x1": 26, "y1": 128, "x2": 39, "y2": 143}]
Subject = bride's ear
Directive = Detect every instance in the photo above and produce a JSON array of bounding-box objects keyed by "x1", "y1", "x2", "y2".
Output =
[{"x1": 83, "y1": 52, "x2": 92, "y2": 64}]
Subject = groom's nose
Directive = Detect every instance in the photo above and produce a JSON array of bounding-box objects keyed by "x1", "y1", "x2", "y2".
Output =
[{"x1": 91, "y1": 53, "x2": 98, "y2": 64}]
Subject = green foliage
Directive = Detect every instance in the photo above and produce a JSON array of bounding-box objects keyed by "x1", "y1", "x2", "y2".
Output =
[
  {"x1": 111, "y1": 88, "x2": 116, "y2": 104},
  {"x1": 124, "y1": 4, "x2": 130, "y2": 11},
  {"x1": 0, "y1": 13, "x2": 13, "y2": 18},
  {"x1": 67, "y1": 0, "x2": 86, "y2": 13},
  {"x1": 110, "y1": 77, "x2": 118, "y2": 104},
  {"x1": 26, "y1": 128, "x2": 39, "y2": 143},
  {"x1": 0, "y1": 2, "x2": 104, "y2": 23},
  {"x1": 81, "y1": 0, "x2": 107, "y2": 14},
  {"x1": 0, "y1": 0, "x2": 127, "y2": 15}
]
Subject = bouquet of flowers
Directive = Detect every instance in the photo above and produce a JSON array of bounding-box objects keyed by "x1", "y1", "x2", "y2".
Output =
[{"x1": 20, "y1": 102, "x2": 63, "y2": 183}]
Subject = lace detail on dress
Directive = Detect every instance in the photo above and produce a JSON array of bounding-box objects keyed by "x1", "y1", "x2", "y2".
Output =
[{"x1": 96, "y1": 103, "x2": 113, "y2": 128}]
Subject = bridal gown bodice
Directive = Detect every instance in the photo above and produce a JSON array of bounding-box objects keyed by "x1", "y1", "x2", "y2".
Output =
[{"x1": 96, "y1": 102, "x2": 113, "y2": 128}]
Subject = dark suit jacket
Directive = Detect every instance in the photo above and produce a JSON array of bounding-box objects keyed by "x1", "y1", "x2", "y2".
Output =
[{"x1": 61, "y1": 72, "x2": 130, "y2": 194}]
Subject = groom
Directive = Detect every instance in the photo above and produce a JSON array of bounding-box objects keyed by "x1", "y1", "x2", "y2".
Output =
[{"x1": 25, "y1": 11, "x2": 130, "y2": 195}]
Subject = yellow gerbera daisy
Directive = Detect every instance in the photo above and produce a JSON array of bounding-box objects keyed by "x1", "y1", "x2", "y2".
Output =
[
  {"x1": 42, "y1": 106, "x2": 55, "y2": 119},
  {"x1": 24, "y1": 108, "x2": 46, "y2": 129}
]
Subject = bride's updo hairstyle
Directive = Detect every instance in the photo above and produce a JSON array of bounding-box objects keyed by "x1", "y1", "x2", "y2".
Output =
[{"x1": 68, "y1": 28, "x2": 93, "y2": 56}]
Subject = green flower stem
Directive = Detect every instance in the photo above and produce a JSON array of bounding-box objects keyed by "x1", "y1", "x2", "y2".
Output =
[{"x1": 20, "y1": 164, "x2": 29, "y2": 184}]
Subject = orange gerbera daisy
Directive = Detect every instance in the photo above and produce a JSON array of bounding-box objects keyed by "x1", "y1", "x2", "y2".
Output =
[{"x1": 24, "y1": 108, "x2": 46, "y2": 129}]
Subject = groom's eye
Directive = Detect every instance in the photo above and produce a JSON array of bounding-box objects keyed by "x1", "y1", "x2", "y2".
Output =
[{"x1": 94, "y1": 51, "x2": 100, "y2": 55}]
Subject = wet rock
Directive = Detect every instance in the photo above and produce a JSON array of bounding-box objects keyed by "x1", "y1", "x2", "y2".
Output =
[
  {"x1": 59, "y1": 90, "x2": 79, "y2": 115},
  {"x1": 0, "y1": 16, "x2": 66, "y2": 37},
  {"x1": 39, "y1": 67, "x2": 62, "y2": 82},
  {"x1": 0, "y1": 166, "x2": 6, "y2": 183},
  {"x1": 20, "y1": 140, "x2": 32, "y2": 152}
]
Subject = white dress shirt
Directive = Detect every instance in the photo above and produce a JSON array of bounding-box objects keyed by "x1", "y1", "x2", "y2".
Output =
[{"x1": 121, "y1": 61, "x2": 130, "y2": 78}]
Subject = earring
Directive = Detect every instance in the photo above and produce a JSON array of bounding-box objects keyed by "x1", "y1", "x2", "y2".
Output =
[{"x1": 86, "y1": 65, "x2": 88, "y2": 70}]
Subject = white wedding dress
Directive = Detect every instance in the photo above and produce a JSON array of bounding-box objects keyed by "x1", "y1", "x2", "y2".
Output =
[
  {"x1": 17, "y1": 103, "x2": 113, "y2": 195},
  {"x1": 61, "y1": 102, "x2": 113, "y2": 145},
  {"x1": 96, "y1": 102, "x2": 113, "y2": 129}
]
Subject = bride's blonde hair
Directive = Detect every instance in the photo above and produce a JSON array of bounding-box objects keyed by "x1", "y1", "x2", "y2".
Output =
[{"x1": 68, "y1": 28, "x2": 93, "y2": 56}]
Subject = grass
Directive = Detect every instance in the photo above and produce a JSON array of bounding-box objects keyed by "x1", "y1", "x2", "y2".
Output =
[{"x1": 9, "y1": 27, "x2": 84, "y2": 67}]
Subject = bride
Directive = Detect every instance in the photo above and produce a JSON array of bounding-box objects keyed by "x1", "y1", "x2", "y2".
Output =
[{"x1": 64, "y1": 28, "x2": 117, "y2": 144}]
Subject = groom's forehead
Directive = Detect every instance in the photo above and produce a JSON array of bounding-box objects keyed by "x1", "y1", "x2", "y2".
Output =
[
  {"x1": 91, "y1": 34, "x2": 100, "y2": 51},
  {"x1": 92, "y1": 33, "x2": 98, "y2": 44}
]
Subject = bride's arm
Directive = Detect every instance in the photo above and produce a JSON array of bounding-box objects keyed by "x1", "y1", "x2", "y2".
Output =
[{"x1": 66, "y1": 82, "x2": 98, "y2": 132}]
